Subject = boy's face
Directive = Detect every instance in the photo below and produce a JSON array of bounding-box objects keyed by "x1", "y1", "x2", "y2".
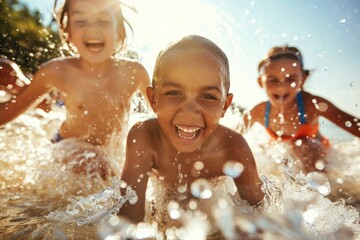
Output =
[
  {"x1": 258, "y1": 58, "x2": 306, "y2": 108},
  {"x1": 66, "y1": 0, "x2": 120, "y2": 63},
  {"x1": 147, "y1": 51, "x2": 232, "y2": 153}
]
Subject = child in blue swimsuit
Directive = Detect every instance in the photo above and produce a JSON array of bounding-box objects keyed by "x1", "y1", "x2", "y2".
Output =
[{"x1": 243, "y1": 45, "x2": 359, "y2": 173}]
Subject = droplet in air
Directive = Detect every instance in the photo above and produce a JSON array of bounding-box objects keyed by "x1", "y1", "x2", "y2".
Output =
[
  {"x1": 191, "y1": 179, "x2": 212, "y2": 199},
  {"x1": 303, "y1": 208, "x2": 319, "y2": 223}
]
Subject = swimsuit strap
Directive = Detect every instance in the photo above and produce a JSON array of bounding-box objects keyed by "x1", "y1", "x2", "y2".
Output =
[
  {"x1": 296, "y1": 91, "x2": 306, "y2": 124},
  {"x1": 265, "y1": 101, "x2": 271, "y2": 128},
  {"x1": 265, "y1": 91, "x2": 306, "y2": 128}
]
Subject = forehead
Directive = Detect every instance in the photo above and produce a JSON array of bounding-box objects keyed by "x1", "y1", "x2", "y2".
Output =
[
  {"x1": 263, "y1": 58, "x2": 302, "y2": 74},
  {"x1": 160, "y1": 49, "x2": 224, "y2": 76},
  {"x1": 68, "y1": 0, "x2": 118, "y2": 15}
]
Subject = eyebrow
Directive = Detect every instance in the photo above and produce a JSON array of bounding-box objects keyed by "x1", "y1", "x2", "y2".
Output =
[
  {"x1": 70, "y1": 10, "x2": 110, "y2": 17},
  {"x1": 160, "y1": 81, "x2": 223, "y2": 93}
]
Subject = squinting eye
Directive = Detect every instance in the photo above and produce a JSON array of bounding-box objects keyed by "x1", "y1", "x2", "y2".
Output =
[
  {"x1": 201, "y1": 94, "x2": 218, "y2": 101},
  {"x1": 74, "y1": 20, "x2": 86, "y2": 26},
  {"x1": 99, "y1": 20, "x2": 111, "y2": 26},
  {"x1": 267, "y1": 79, "x2": 278, "y2": 84},
  {"x1": 164, "y1": 90, "x2": 181, "y2": 96}
]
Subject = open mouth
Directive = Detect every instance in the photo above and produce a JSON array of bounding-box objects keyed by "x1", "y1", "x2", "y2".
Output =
[
  {"x1": 85, "y1": 40, "x2": 105, "y2": 52},
  {"x1": 175, "y1": 125, "x2": 201, "y2": 140},
  {"x1": 274, "y1": 93, "x2": 289, "y2": 101}
]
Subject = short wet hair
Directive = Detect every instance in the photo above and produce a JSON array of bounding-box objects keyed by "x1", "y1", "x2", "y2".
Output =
[
  {"x1": 152, "y1": 35, "x2": 230, "y2": 93},
  {"x1": 53, "y1": 0, "x2": 133, "y2": 54},
  {"x1": 258, "y1": 45, "x2": 310, "y2": 76}
]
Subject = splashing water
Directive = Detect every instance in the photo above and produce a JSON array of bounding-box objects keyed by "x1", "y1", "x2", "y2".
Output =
[{"x1": 2, "y1": 1, "x2": 360, "y2": 239}]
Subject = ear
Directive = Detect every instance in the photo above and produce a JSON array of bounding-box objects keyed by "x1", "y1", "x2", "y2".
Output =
[
  {"x1": 221, "y1": 93, "x2": 233, "y2": 117},
  {"x1": 257, "y1": 76, "x2": 264, "y2": 88},
  {"x1": 146, "y1": 85, "x2": 157, "y2": 112}
]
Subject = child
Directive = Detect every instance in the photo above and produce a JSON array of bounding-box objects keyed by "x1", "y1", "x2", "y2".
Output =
[
  {"x1": 118, "y1": 35, "x2": 264, "y2": 234},
  {"x1": 243, "y1": 45, "x2": 360, "y2": 173},
  {"x1": 0, "y1": 0, "x2": 150, "y2": 179}
]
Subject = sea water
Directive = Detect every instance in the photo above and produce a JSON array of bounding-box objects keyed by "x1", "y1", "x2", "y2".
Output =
[{"x1": 0, "y1": 103, "x2": 359, "y2": 240}]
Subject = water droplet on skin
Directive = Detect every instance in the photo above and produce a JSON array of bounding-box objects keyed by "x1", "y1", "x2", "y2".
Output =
[
  {"x1": 292, "y1": 62, "x2": 297, "y2": 67},
  {"x1": 194, "y1": 161, "x2": 204, "y2": 170},
  {"x1": 177, "y1": 184, "x2": 187, "y2": 193},
  {"x1": 189, "y1": 200, "x2": 197, "y2": 210},
  {"x1": 317, "y1": 102, "x2": 328, "y2": 112},
  {"x1": 132, "y1": 139, "x2": 137, "y2": 143},
  {"x1": 83, "y1": 110, "x2": 88, "y2": 115},
  {"x1": 290, "y1": 82, "x2": 296, "y2": 88},
  {"x1": 223, "y1": 161, "x2": 244, "y2": 178},
  {"x1": 295, "y1": 139, "x2": 303, "y2": 146},
  {"x1": 280, "y1": 67, "x2": 285, "y2": 72},
  {"x1": 345, "y1": 121, "x2": 352, "y2": 128},
  {"x1": 315, "y1": 160, "x2": 325, "y2": 171}
]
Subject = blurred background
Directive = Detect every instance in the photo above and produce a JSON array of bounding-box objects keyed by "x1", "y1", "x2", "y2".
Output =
[{"x1": 2, "y1": 0, "x2": 359, "y2": 139}]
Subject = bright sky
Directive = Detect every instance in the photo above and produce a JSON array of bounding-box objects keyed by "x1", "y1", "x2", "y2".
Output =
[{"x1": 21, "y1": 0, "x2": 360, "y2": 117}]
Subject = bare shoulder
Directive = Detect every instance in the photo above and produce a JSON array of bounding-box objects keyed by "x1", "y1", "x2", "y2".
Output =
[
  {"x1": 301, "y1": 91, "x2": 334, "y2": 106},
  {"x1": 127, "y1": 118, "x2": 159, "y2": 145},
  {"x1": 34, "y1": 56, "x2": 76, "y2": 83},
  {"x1": 301, "y1": 91, "x2": 333, "y2": 114},
  {"x1": 216, "y1": 125, "x2": 250, "y2": 150},
  {"x1": 244, "y1": 101, "x2": 267, "y2": 126},
  {"x1": 115, "y1": 58, "x2": 149, "y2": 79}
]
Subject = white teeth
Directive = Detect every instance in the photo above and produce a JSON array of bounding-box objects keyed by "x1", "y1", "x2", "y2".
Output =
[
  {"x1": 176, "y1": 125, "x2": 200, "y2": 133},
  {"x1": 176, "y1": 125, "x2": 201, "y2": 140},
  {"x1": 86, "y1": 40, "x2": 102, "y2": 44}
]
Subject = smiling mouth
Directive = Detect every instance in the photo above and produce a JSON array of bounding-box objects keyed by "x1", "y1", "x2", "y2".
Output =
[
  {"x1": 175, "y1": 125, "x2": 201, "y2": 140},
  {"x1": 85, "y1": 40, "x2": 104, "y2": 52},
  {"x1": 274, "y1": 93, "x2": 289, "y2": 101}
]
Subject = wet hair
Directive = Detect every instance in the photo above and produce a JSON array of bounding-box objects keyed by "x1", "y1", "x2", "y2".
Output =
[
  {"x1": 152, "y1": 35, "x2": 230, "y2": 93},
  {"x1": 53, "y1": 0, "x2": 133, "y2": 54},
  {"x1": 258, "y1": 45, "x2": 310, "y2": 76}
]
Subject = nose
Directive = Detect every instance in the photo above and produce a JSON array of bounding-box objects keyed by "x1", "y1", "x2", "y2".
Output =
[
  {"x1": 86, "y1": 23, "x2": 100, "y2": 35},
  {"x1": 179, "y1": 96, "x2": 201, "y2": 119}
]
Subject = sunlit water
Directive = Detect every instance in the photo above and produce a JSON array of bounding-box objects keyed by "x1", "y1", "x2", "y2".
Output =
[
  {"x1": 2, "y1": 1, "x2": 360, "y2": 238},
  {"x1": 1, "y1": 103, "x2": 359, "y2": 240}
]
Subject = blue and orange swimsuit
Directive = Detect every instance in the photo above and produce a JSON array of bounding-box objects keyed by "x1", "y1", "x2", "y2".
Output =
[{"x1": 264, "y1": 92, "x2": 329, "y2": 145}]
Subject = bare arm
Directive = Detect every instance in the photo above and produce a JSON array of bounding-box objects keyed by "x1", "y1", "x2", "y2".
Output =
[
  {"x1": 308, "y1": 93, "x2": 360, "y2": 138},
  {"x1": 230, "y1": 134, "x2": 264, "y2": 205},
  {"x1": 0, "y1": 62, "x2": 58, "y2": 126},
  {"x1": 132, "y1": 61, "x2": 151, "y2": 106},
  {"x1": 118, "y1": 122, "x2": 153, "y2": 223}
]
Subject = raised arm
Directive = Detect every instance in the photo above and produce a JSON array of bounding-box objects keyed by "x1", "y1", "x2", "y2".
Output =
[
  {"x1": 0, "y1": 62, "x2": 57, "y2": 126},
  {"x1": 118, "y1": 121, "x2": 153, "y2": 223}
]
